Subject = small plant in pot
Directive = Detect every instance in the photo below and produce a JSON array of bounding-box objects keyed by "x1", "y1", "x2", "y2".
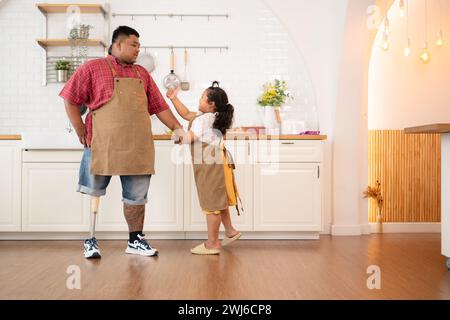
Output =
[{"x1": 55, "y1": 60, "x2": 71, "y2": 83}]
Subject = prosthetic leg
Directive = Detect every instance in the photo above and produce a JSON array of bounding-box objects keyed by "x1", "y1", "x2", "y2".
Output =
[
  {"x1": 90, "y1": 196, "x2": 100, "y2": 238},
  {"x1": 84, "y1": 196, "x2": 101, "y2": 259}
]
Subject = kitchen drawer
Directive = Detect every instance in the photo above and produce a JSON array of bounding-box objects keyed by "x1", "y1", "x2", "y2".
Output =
[
  {"x1": 256, "y1": 140, "x2": 323, "y2": 163},
  {"x1": 22, "y1": 150, "x2": 83, "y2": 163}
]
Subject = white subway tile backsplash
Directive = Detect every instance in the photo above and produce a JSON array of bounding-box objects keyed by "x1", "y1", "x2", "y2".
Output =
[{"x1": 0, "y1": 0, "x2": 317, "y2": 135}]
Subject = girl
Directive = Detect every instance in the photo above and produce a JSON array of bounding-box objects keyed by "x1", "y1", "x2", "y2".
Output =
[{"x1": 167, "y1": 81, "x2": 242, "y2": 255}]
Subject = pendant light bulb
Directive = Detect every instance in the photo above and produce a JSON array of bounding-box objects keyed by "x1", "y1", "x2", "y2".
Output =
[
  {"x1": 404, "y1": 39, "x2": 411, "y2": 57},
  {"x1": 381, "y1": 33, "x2": 390, "y2": 51},
  {"x1": 420, "y1": 43, "x2": 431, "y2": 63},
  {"x1": 437, "y1": 30, "x2": 444, "y2": 47}
]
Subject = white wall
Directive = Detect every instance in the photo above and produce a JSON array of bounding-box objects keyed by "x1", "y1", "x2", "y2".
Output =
[
  {"x1": 263, "y1": 0, "x2": 349, "y2": 233},
  {"x1": 369, "y1": 0, "x2": 450, "y2": 129},
  {"x1": 0, "y1": 0, "x2": 379, "y2": 235},
  {"x1": 0, "y1": 0, "x2": 316, "y2": 134},
  {"x1": 331, "y1": 0, "x2": 374, "y2": 235}
]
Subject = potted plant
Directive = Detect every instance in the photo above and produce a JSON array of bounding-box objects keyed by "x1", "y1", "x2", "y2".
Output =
[
  {"x1": 363, "y1": 180, "x2": 384, "y2": 233},
  {"x1": 55, "y1": 59, "x2": 71, "y2": 83},
  {"x1": 257, "y1": 79, "x2": 292, "y2": 133}
]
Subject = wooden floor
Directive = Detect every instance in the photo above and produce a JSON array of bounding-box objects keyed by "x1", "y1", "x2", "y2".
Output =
[{"x1": 0, "y1": 234, "x2": 449, "y2": 300}]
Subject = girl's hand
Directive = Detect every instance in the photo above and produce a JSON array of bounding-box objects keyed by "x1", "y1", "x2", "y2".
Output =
[{"x1": 166, "y1": 87, "x2": 180, "y2": 100}]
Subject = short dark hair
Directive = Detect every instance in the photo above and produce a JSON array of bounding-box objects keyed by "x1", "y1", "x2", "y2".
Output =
[{"x1": 111, "y1": 26, "x2": 139, "y2": 44}]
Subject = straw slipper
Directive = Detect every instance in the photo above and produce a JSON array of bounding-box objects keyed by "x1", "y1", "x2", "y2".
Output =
[
  {"x1": 221, "y1": 232, "x2": 242, "y2": 247},
  {"x1": 190, "y1": 243, "x2": 220, "y2": 255}
]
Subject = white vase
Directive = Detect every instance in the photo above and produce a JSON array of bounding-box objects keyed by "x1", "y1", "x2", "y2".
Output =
[{"x1": 263, "y1": 106, "x2": 280, "y2": 134}]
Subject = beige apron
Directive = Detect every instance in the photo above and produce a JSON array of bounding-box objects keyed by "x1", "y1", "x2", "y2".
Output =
[
  {"x1": 90, "y1": 58, "x2": 155, "y2": 176},
  {"x1": 188, "y1": 116, "x2": 243, "y2": 215}
]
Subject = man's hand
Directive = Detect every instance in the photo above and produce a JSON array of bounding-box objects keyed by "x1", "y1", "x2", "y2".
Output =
[
  {"x1": 172, "y1": 128, "x2": 185, "y2": 144},
  {"x1": 64, "y1": 100, "x2": 89, "y2": 147},
  {"x1": 74, "y1": 122, "x2": 89, "y2": 147}
]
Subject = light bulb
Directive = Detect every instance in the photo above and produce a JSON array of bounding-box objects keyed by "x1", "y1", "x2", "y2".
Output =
[
  {"x1": 404, "y1": 46, "x2": 411, "y2": 57},
  {"x1": 420, "y1": 44, "x2": 431, "y2": 63},
  {"x1": 437, "y1": 30, "x2": 444, "y2": 47},
  {"x1": 404, "y1": 38, "x2": 411, "y2": 57},
  {"x1": 381, "y1": 33, "x2": 390, "y2": 51}
]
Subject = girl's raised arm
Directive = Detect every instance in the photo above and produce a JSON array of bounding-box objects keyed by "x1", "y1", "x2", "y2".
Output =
[{"x1": 166, "y1": 88, "x2": 197, "y2": 121}]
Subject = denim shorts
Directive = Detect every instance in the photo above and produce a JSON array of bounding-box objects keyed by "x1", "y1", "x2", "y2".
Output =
[{"x1": 77, "y1": 148, "x2": 151, "y2": 205}]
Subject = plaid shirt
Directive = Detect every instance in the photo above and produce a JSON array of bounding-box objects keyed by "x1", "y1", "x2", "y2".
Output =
[{"x1": 59, "y1": 54, "x2": 169, "y2": 145}]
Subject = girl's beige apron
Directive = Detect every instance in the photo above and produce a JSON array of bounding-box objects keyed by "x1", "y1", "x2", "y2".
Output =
[
  {"x1": 90, "y1": 58, "x2": 155, "y2": 176},
  {"x1": 188, "y1": 116, "x2": 242, "y2": 214}
]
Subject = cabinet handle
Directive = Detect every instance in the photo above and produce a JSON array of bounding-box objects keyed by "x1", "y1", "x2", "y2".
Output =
[
  {"x1": 281, "y1": 142, "x2": 295, "y2": 145},
  {"x1": 317, "y1": 166, "x2": 320, "y2": 179}
]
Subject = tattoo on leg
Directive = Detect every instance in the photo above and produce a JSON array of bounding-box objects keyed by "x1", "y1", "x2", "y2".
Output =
[{"x1": 123, "y1": 204, "x2": 145, "y2": 232}]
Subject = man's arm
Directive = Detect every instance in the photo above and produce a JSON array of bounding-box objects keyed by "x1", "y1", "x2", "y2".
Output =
[
  {"x1": 64, "y1": 100, "x2": 88, "y2": 147},
  {"x1": 156, "y1": 108, "x2": 183, "y2": 131}
]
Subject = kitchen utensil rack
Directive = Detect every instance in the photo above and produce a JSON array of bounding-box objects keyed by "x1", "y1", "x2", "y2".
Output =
[
  {"x1": 140, "y1": 45, "x2": 229, "y2": 53},
  {"x1": 112, "y1": 12, "x2": 229, "y2": 21}
]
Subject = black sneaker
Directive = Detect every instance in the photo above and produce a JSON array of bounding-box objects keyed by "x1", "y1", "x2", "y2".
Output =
[
  {"x1": 125, "y1": 234, "x2": 158, "y2": 257},
  {"x1": 84, "y1": 237, "x2": 101, "y2": 259}
]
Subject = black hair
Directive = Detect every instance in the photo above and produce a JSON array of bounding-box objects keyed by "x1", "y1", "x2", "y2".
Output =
[
  {"x1": 110, "y1": 26, "x2": 139, "y2": 53},
  {"x1": 207, "y1": 81, "x2": 234, "y2": 135}
]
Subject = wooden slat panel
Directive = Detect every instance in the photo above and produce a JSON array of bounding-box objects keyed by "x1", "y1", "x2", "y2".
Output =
[{"x1": 368, "y1": 130, "x2": 440, "y2": 222}]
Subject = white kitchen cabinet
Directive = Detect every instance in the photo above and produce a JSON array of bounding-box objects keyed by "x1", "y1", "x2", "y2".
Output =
[
  {"x1": 254, "y1": 140, "x2": 323, "y2": 232},
  {"x1": 254, "y1": 162, "x2": 322, "y2": 231},
  {"x1": 96, "y1": 141, "x2": 184, "y2": 231},
  {"x1": 183, "y1": 140, "x2": 254, "y2": 231},
  {"x1": 0, "y1": 142, "x2": 21, "y2": 231},
  {"x1": 21, "y1": 162, "x2": 90, "y2": 231},
  {"x1": 8, "y1": 138, "x2": 325, "y2": 238}
]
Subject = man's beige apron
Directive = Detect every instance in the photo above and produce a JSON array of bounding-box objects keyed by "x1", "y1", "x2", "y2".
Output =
[
  {"x1": 188, "y1": 116, "x2": 242, "y2": 215},
  {"x1": 90, "y1": 58, "x2": 155, "y2": 176}
]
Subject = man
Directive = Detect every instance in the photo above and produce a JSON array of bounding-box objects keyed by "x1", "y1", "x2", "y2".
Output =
[{"x1": 60, "y1": 26, "x2": 183, "y2": 259}]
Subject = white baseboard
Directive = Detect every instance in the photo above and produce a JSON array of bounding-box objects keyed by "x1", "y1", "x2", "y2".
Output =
[
  {"x1": 369, "y1": 223, "x2": 441, "y2": 233},
  {"x1": 0, "y1": 231, "x2": 321, "y2": 240},
  {"x1": 185, "y1": 231, "x2": 320, "y2": 240},
  {"x1": 320, "y1": 224, "x2": 331, "y2": 235},
  {"x1": 331, "y1": 224, "x2": 371, "y2": 236}
]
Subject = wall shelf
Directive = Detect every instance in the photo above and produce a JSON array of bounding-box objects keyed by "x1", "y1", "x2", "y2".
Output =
[
  {"x1": 36, "y1": 3, "x2": 110, "y2": 86},
  {"x1": 37, "y1": 39, "x2": 107, "y2": 49},
  {"x1": 36, "y1": 3, "x2": 107, "y2": 16},
  {"x1": 45, "y1": 56, "x2": 103, "y2": 84}
]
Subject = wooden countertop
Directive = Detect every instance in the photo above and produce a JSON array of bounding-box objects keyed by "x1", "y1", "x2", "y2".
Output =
[
  {"x1": 0, "y1": 135, "x2": 22, "y2": 140},
  {"x1": 156, "y1": 134, "x2": 327, "y2": 140},
  {"x1": 404, "y1": 124, "x2": 450, "y2": 134},
  {"x1": 2, "y1": 133, "x2": 327, "y2": 142}
]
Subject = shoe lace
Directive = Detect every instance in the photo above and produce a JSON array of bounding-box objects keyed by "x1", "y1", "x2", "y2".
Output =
[
  {"x1": 86, "y1": 237, "x2": 98, "y2": 250},
  {"x1": 137, "y1": 234, "x2": 151, "y2": 250}
]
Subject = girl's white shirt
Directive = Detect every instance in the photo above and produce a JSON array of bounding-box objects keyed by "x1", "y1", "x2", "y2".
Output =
[{"x1": 190, "y1": 111, "x2": 222, "y2": 146}]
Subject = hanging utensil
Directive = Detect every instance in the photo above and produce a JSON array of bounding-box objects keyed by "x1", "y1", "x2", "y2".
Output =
[
  {"x1": 180, "y1": 48, "x2": 190, "y2": 91},
  {"x1": 136, "y1": 49, "x2": 155, "y2": 73},
  {"x1": 163, "y1": 48, "x2": 181, "y2": 89}
]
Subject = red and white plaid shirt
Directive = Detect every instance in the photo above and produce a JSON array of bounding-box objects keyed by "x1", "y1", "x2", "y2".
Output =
[{"x1": 59, "y1": 54, "x2": 169, "y2": 145}]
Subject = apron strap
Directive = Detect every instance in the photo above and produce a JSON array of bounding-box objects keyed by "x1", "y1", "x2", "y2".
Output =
[
  {"x1": 105, "y1": 57, "x2": 118, "y2": 78},
  {"x1": 105, "y1": 57, "x2": 142, "y2": 80},
  {"x1": 223, "y1": 146, "x2": 243, "y2": 216},
  {"x1": 134, "y1": 66, "x2": 142, "y2": 79}
]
